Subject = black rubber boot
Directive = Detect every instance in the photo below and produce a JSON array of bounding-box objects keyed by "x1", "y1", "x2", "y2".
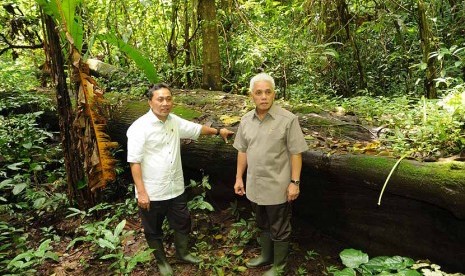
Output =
[
  {"x1": 174, "y1": 232, "x2": 202, "y2": 264},
  {"x1": 263, "y1": 241, "x2": 289, "y2": 276},
  {"x1": 246, "y1": 232, "x2": 273, "y2": 268},
  {"x1": 147, "y1": 238, "x2": 174, "y2": 276}
]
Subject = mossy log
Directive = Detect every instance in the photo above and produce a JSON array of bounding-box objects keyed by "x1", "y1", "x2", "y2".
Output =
[
  {"x1": 106, "y1": 98, "x2": 465, "y2": 271},
  {"x1": 107, "y1": 99, "x2": 465, "y2": 216}
]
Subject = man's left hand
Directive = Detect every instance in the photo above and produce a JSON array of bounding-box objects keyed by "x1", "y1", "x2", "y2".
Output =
[{"x1": 287, "y1": 182, "x2": 300, "y2": 202}]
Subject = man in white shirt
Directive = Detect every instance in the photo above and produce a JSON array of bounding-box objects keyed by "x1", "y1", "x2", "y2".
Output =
[{"x1": 127, "y1": 83, "x2": 233, "y2": 276}]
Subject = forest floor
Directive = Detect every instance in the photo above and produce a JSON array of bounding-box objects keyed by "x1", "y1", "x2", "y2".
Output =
[
  {"x1": 38, "y1": 204, "x2": 347, "y2": 276},
  {"x1": 30, "y1": 89, "x2": 355, "y2": 276}
]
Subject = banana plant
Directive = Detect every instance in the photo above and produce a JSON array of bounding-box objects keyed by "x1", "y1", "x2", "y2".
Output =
[{"x1": 37, "y1": 0, "x2": 117, "y2": 196}]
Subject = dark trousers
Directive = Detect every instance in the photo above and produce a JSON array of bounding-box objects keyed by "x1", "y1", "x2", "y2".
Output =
[
  {"x1": 251, "y1": 201, "x2": 292, "y2": 241},
  {"x1": 139, "y1": 192, "x2": 191, "y2": 240}
]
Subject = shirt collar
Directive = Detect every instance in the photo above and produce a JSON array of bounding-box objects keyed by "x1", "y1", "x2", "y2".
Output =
[
  {"x1": 254, "y1": 103, "x2": 277, "y2": 120},
  {"x1": 146, "y1": 109, "x2": 171, "y2": 124}
]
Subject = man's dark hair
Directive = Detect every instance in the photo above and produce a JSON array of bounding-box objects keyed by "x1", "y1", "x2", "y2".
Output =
[{"x1": 146, "y1": 83, "x2": 171, "y2": 99}]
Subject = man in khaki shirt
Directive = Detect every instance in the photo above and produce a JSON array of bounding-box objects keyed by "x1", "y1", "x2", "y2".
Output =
[{"x1": 233, "y1": 73, "x2": 308, "y2": 275}]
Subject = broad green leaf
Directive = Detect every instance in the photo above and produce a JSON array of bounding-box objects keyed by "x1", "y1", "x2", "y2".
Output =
[
  {"x1": 61, "y1": 0, "x2": 84, "y2": 52},
  {"x1": 77, "y1": 179, "x2": 87, "y2": 189},
  {"x1": 232, "y1": 248, "x2": 243, "y2": 256},
  {"x1": 333, "y1": 267, "x2": 357, "y2": 276},
  {"x1": 33, "y1": 197, "x2": 46, "y2": 209},
  {"x1": 7, "y1": 162, "x2": 23, "y2": 171},
  {"x1": 103, "y1": 229, "x2": 117, "y2": 243},
  {"x1": 397, "y1": 269, "x2": 422, "y2": 276},
  {"x1": 98, "y1": 33, "x2": 159, "y2": 83},
  {"x1": 9, "y1": 251, "x2": 34, "y2": 263},
  {"x1": 98, "y1": 238, "x2": 116, "y2": 250},
  {"x1": 36, "y1": 239, "x2": 52, "y2": 256},
  {"x1": 67, "y1": 207, "x2": 85, "y2": 218},
  {"x1": 363, "y1": 256, "x2": 390, "y2": 273},
  {"x1": 30, "y1": 163, "x2": 43, "y2": 171},
  {"x1": 70, "y1": 15, "x2": 84, "y2": 51},
  {"x1": 384, "y1": 256, "x2": 414, "y2": 270},
  {"x1": 66, "y1": 236, "x2": 89, "y2": 250},
  {"x1": 22, "y1": 142, "x2": 32, "y2": 149},
  {"x1": 340, "y1": 248, "x2": 369, "y2": 268},
  {"x1": 126, "y1": 250, "x2": 153, "y2": 271},
  {"x1": 44, "y1": 251, "x2": 59, "y2": 261},
  {"x1": 0, "y1": 179, "x2": 13, "y2": 188},
  {"x1": 12, "y1": 183, "x2": 27, "y2": 195},
  {"x1": 114, "y1": 219, "x2": 126, "y2": 237}
]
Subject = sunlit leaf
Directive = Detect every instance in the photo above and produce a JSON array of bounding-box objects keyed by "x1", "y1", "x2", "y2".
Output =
[
  {"x1": 219, "y1": 115, "x2": 241, "y2": 126},
  {"x1": 333, "y1": 267, "x2": 357, "y2": 276},
  {"x1": 7, "y1": 162, "x2": 23, "y2": 170},
  {"x1": 340, "y1": 248, "x2": 369, "y2": 268},
  {"x1": 232, "y1": 248, "x2": 243, "y2": 256},
  {"x1": 12, "y1": 183, "x2": 27, "y2": 195},
  {"x1": 98, "y1": 238, "x2": 116, "y2": 250}
]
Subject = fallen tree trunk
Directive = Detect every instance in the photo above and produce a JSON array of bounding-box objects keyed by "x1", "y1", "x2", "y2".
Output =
[
  {"x1": 108, "y1": 99, "x2": 465, "y2": 215},
  {"x1": 106, "y1": 98, "x2": 465, "y2": 272}
]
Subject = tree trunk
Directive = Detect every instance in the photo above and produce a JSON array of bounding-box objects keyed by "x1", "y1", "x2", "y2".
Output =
[
  {"x1": 167, "y1": 0, "x2": 179, "y2": 65},
  {"x1": 105, "y1": 97, "x2": 465, "y2": 217},
  {"x1": 418, "y1": 0, "x2": 437, "y2": 99},
  {"x1": 198, "y1": 0, "x2": 222, "y2": 91},
  {"x1": 183, "y1": 0, "x2": 192, "y2": 87},
  {"x1": 43, "y1": 14, "x2": 87, "y2": 206},
  {"x1": 337, "y1": 0, "x2": 366, "y2": 92}
]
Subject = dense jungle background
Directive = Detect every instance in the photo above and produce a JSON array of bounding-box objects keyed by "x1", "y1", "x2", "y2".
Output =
[{"x1": 1, "y1": 0, "x2": 465, "y2": 275}]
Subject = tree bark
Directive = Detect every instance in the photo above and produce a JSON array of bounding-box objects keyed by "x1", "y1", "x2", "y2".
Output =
[
  {"x1": 198, "y1": 0, "x2": 222, "y2": 91},
  {"x1": 44, "y1": 14, "x2": 87, "y2": 206}
]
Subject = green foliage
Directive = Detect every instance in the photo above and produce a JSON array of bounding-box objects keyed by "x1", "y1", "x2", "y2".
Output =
[
  {"x1": 187, "y1": 176, "x2": 214, "y2": 212},
  {"x1": 0, "y1": 89, "x2": 67, "y2": 221},
  {"x1": 333, "y1": 249, "x2": 420, "y2": 276},
  {"x1": 227, "y1": 218, "x2": 256, "y2": 247},
  {"x1": 0, "y1": 59, "x2": 41, "y2": 93},
  {"x1": 37, "y1": 0, "x2": 84, "y2": 52},
  {"x1": 6, "y1": 239, "x2": 58, "y2": 275},
  {"x1": 0, "y1": 113, "x2": 66, "y2": 217},
  {"x1": 96, "y1": 68, "x2": 149, "y2": 96},
  {"x1": 67, "y1": 215, "x2": 152, "y2": 274},
  {"x1": 340, "y1": 93, "x2": 465, "y2": 158},
  {"x1": 60, "y1": 188, "x2": 153, "y2": 274},
  {"x1": 98, "y1": 33, "x2": 159, "y2": 84},
  {"x1": 0, "y1": 221, "x2": 26, "y2": 274}
]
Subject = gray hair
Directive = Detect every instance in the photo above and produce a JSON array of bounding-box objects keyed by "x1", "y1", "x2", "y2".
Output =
[{"x1": 249, "y1": 73, "x2": 275, "y2": 92}]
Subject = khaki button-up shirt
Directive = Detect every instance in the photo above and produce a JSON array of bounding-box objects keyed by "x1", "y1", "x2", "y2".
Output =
[{"x1": 233, "y1": 104, "x2": 308, "y2": 205}]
